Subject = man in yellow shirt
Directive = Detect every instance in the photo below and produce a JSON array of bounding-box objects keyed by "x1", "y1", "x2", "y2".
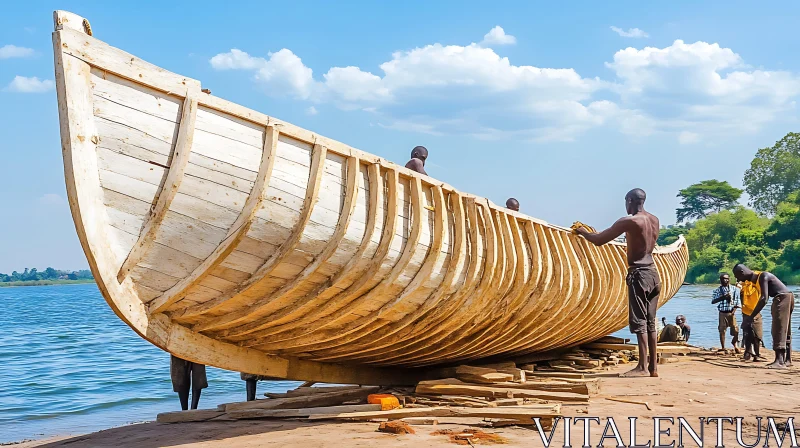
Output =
[{"x1": 734, "y1": 264, "x2": 794, "y2": 369}]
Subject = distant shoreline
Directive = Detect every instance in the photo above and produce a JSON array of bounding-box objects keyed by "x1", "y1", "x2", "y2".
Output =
[{"x1": 0, "y1": 279, "x2": 95, "y2": 288}]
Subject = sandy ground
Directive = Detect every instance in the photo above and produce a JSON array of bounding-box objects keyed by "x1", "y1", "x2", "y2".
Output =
[{"x1": 18, "y1": 351, "x2": 800, "y2": 448}]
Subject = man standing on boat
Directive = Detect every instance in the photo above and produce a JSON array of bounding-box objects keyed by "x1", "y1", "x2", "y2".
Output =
[
  {"x1": 506, "y1": 198, "x2": 520, "y2": 212},
  {"x1": 405, "y1": 146, "x2": 428, "y2": 175},
  {"x1": 712, "y1": 273, "x2": 740, "y2": 353},
  {"x1": 574, "y1": 188, "x2": 661, "y2": 377},
  {"x1": 733, "y1": 264, "x2": 794, "y2": 368}
]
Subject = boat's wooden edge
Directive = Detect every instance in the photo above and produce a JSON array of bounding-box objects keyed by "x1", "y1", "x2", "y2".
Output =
[{"x1": 52, "y1": 10, "x2": 423, "y2": 386}]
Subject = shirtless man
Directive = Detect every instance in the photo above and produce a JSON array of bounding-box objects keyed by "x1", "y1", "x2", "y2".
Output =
[
  {"x1": 405, "y1": 146, "x2": 428, "y2": 175},
  {"x1": 506, "y1": 198, "x2": 520, "y2": 212},
  {"x1": 575, "y1": 188, "x2": 660, "y2": 377},
  {"x1": 733, "y1": 264, "x2": 794, "y2": 369}
]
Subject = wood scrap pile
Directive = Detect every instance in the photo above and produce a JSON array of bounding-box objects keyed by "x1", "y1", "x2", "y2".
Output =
[
  {"x1": 156, "y1": 377, "x2": 566, "y2": 428},
  {"x1": 154, "y1": 361, "x2": 591, "y2": 428},
  {"x1": 515, "y1": 336, "x2": 703, "y2": 374}
]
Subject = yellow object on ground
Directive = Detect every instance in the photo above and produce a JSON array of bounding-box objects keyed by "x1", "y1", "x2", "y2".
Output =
[
  {"x1": 571, "y1": 221, "x2": 597, "y2": 234},
  {"x1": 368, "y1": 394, "x2": 401, "y2": 410}
]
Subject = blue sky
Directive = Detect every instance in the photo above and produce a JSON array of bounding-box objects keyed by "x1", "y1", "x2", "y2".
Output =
[{"x1": 2, "y1": 0, "x2": 800, "y2": 272}]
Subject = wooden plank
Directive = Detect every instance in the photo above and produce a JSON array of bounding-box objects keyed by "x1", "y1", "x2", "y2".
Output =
[
  {"x1": 148, "y1": 125, "x2": 280, "y2": 313},
  {"x1": 57, "y1": 26, "x2": 200, "y2": 95},
  {"x1": 226, "y1": 404, "x2": 381, "y2": 420},
  {"x1": 307, "y1": 405, "x2": 562, "y2": 421},
  {"x1": 265, "y1": 385, "x2": 361, "y2": 398},
  {"x1": 242, "y1": 168, "x2": 401, "y2": 350},
  {"x1": 222, "y1": 385, "x2": 379, "y2": 412},
  {"x1": 217, "y1": 156, "x2": 362, "y2": 338},
  {"x1": 309, "y1": 181, "x2": 447, "y2": 360},
  {"x1": 271, "y1": 175, "x2": 426, "y2": 354},
  {"x1": 455, "y1": 366, "x2": 514, "y2": 384},
  {"x1": 116, "y1": 94, "x2": 197, "y2": 282},
  {"x1": 191, "y1": 143, "x2": 328, "y2": 332},
  {"x1": 416, "y1": 379, "x2": 587, "y2": 402},
  {"x1": 228, "y1": 163, "x2": 381, "y2": 339},
  {"x1": 583, "y1": 343, "x2": 699, "y2": 354},
  {"x1": 526, "y1": 371, "x2": 620, "y2": 379}
]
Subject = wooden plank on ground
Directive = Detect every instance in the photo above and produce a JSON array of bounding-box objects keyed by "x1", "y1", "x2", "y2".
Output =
[
  {"x1": 584, "y1": 343, "x2": 699, "y2": 354},
  {"x1": 489, "y1": 380, "x2": 598, "y2": 396},
  {"x1": 416, "y1": 379, "x2": 587, "y2": 402},
  {"x1": 594, "y1": 336, "x2": 629, "y2": 344},
  {"x1": 265, "y1": 385, "x2": 361, "y2": 398},
  {"x1": 455, "y1": 366, "x2": 514, "y2": 384},
  {"x1": 226, "y1": 404, "x2": 381, "y2": 420},
  {"x1": 307, "y1": 404, "x2": 562, "y2": 421},
  {"x1": 223, "y1": 386, "x2": 380, "y2": 412}
]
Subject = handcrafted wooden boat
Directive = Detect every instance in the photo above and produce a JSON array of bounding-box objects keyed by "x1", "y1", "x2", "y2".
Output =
[{"x1": 53, "y1": 11, "x2": 689, "y2": 385}]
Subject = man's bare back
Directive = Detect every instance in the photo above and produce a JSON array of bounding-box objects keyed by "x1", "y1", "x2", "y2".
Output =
[{"x1": 623, "y1": 212, "x2": 659, "y2": 267}]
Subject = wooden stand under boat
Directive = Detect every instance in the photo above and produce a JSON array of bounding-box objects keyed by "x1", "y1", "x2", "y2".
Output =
[{"x1": 52, "y1": 10, "x2": 689, "y2": 385}]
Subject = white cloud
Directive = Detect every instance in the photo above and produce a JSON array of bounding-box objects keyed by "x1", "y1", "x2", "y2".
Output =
[
  {"x1": 610, "y1": 26, "x2": 649, "y2": 38},
  {"x1": 607, "y1": 40, "x2": 800, "y2": 135},
  {"x1": 678, "y1": 131, "x2": 700, "y2": 144},
  {"x1": 210, "y1": 48, "x2": 315, "y2": 99},
  {"x1": 0, "y1": 44, "x2": 34, "y2": 59},
  {"x1": 306, "y1": 106, "x2": 318, "y2": 115},
  {"x1": 4, "y1": 76, "x2": 54, "y2": 93},
  {"x1": 210, "y1": 33, "x2": 800, "y2": 142},
  {"x1": 481, "y1": 26, "x2": 517, "y2": 46}
]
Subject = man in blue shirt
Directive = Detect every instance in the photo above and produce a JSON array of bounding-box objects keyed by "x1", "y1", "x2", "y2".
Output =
[{"x1": 712, "y1": 273, "x2": 740, "y2": 353}]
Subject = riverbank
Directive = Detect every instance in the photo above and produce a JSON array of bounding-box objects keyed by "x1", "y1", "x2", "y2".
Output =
[
  {"x1": 16, "y1": 351, "x2": 800, "y2": 447},
  {"x1": 0, "y1": 279, "x2": 94, "y2": 288}
]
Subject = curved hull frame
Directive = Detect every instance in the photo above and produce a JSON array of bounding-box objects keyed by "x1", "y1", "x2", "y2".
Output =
[{"x1": 52, "y1": 11, "x2": 689, "y2": 385}]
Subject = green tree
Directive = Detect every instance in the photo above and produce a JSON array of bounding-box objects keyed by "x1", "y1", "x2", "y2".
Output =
[
  {"x1": 675, "y1": 179, "x2": 743, "y2": 223},
  {"x1": 744, "y1": 132, "x2": 800, "y2": 215},
  {"x1": 658, "y1": 225, "x2": 690, "y2": 246},
  {"x1": 779, "y1": 240, "x2": 800, "y2": 270},
  {"x1": 765, "y1": 191, "x2": 800, "y2": 248}
]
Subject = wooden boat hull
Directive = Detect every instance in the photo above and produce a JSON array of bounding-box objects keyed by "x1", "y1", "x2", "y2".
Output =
[{"x1": 52, "y1": 11, "x2": 689, "y2": 385}]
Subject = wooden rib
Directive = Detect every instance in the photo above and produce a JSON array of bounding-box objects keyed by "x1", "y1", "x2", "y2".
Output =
[
  {"x1": 467, "y1": 220, "x2": 547, "y2": 356},
  {"x1": 147, "y1": 125, "x2": 279, "y2": 313},
  {"x1": 220, "y1": 163, "x2": 382, "y2": 336},
  {"x1": 396, "y1": 201, "x2": 500, "y2": 365},
  {"x1": 311, "y1": 196, "x2": 479, "y2": 363},
  {"x1": 214, "y1": 156, "x2": 361, "y2": 338},
  {"x1": 190, "y1": 143, "x2": 328, "y2": 333},
  {"x1": 410, "y1": 207, "x2": 518, "y2": 365},
  {"x1": 116, "y1": 94, "x2": 197, "y2": 283},
  {"x1": 550, "y1": 235, "x2": 602, "y2": 348},
  {"x1": 534, "y1": 232, "x2": 587, "y2": 352},
  {"x1": 472, "y1": 224, "x2": 559, "y2": 360},
  {"x1": 259, "y1": 176, "x2": 427, "y2": 353},
  {"x1": 451, "y1": 214, "x2": 532, "y2": 360},
  {"x1": 312, "y1": 183, "x2": 446, "y2": 360},
  {"x1": 236, "y1": 168, "x2": 400, "y2": 347},
  {"x1": 319, "y1": 191, "x2": 466, "y2": 362},
  {"x1": 383, "y1": 201, "x2": 498, "y2": 365},
  {"x1": 511, "y1": 229, "x2": 578, "y2": 355}
]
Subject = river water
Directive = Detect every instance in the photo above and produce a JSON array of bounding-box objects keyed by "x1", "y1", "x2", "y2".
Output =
[{"x1": 1, "y1": 283, "x2": 798, "y2": 443}]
